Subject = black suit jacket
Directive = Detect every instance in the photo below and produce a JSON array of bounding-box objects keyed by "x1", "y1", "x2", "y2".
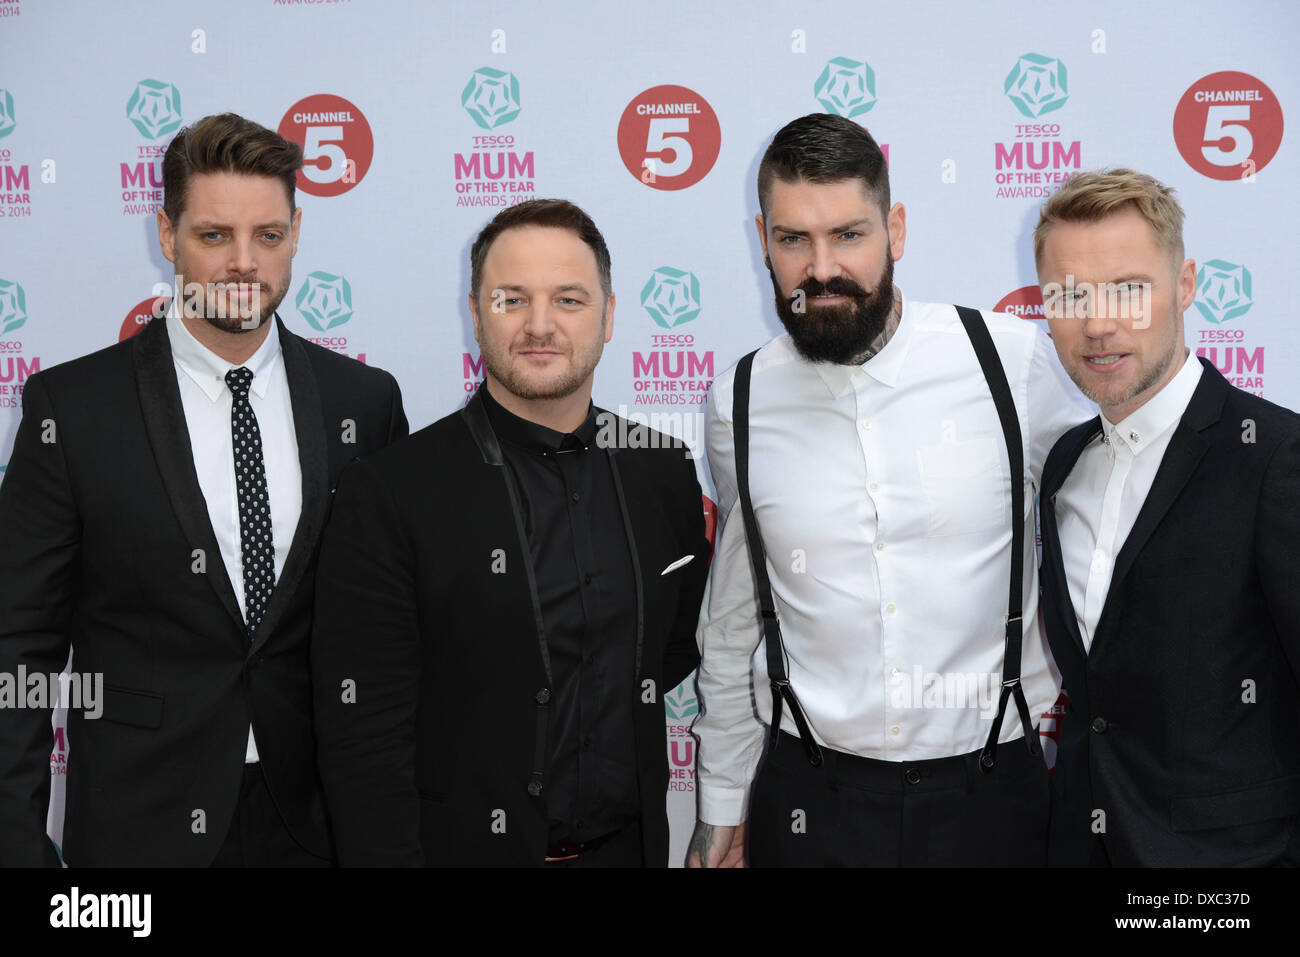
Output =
[
  {"x1": 0, "y1": 314, "x2": 407, "y2": 866},
  {"x1": 311, "y1": 388, "x2": 709, "y2": 866},
  {"x1": 1040, "y1": 358, "x2": 1300, "y2": 866}
]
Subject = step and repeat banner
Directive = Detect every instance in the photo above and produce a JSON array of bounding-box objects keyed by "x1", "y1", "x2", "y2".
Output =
[{"x1": 1, "y1": 0, "x2": 1295, "y2": 866}]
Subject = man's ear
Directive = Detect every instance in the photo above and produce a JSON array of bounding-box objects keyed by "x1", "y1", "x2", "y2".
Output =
[
  {"x1": 157, "y1": 209, "x2": 177, "y2": 264},
  {"x1": 290, "y1": 206, "x2": 303, "y2": 257},
  {"x1": 886, "y1": 203, "x2": 906, "y2": 263},
  {"x1": 1177, "y1": 258, "x2": 1197, "y2": 314},
  {"x1": 755, "y1": 213, "x2": 768, "y2": 262},
  {"x1": 603, "y1": 292, "x2": 616, "y2": 344},
  {"x1": 468, "y1": 291, "x2": 482, "y2": 345}
]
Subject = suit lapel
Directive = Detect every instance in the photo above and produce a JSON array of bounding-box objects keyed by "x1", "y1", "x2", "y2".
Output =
[
  {"x1": 1092, "y1": 359, "x2": 1226, "y2": 644},
  {"x1": 460, "y1": 390, "x2": 553, "y2": 685},
  {"x1": 606, "y1": 445, "x2": 647, "y2": 679},
  {"x1": 249, "y1": 317, "x2": 328, "y2": 655},
  {"x1": 132, "y1": 315, "x2": 246, "y2": 639},
  {"x1": 1041, "y1": 417, "x2": 1101, "y2": 657}
]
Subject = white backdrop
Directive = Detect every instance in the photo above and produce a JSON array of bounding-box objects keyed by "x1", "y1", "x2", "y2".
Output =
[{"x1": 1, "y1": 0, "x2": 1294, "y2": 866}]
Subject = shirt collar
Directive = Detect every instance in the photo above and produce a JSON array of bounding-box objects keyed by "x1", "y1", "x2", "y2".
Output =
[
  {"x1": 1101, "y1": 349, "x2": 1203, "y2": 455},
  {"x1": 479, "y1": 379, "x2": 598, "y2": 454},
  {"x1": 811, "y1": 285, "x2": 913, "y2": 399},
  {"x1": 167, "y1": 299, "x2": 283, "y2": 403}
]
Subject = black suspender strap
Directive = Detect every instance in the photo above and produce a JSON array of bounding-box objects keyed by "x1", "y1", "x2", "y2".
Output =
[
  {"x1": 954, "y1": 306, "x2": 1041, "y2": 771},
  {"x1": 733, "y1": 350, "x2": 823, "y2": 767}
]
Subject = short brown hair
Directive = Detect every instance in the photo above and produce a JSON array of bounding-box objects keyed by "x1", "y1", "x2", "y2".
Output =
[
  {"x1": 1034, "y1": 168, "x2": 1186, "y2": 266},
  {"x1": 469, "y1": 199, "x2": 612, "y2": 301},
  {"x1": 161, "y1": 112, "x2": 303, "y2": 226}
]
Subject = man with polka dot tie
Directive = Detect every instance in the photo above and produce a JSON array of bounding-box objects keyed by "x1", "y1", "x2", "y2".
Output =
[{"x1": 0, "y1": 114, "x2": 409, "y2": 867}]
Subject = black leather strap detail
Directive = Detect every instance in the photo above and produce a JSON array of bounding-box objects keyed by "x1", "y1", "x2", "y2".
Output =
[
  {"x1": 733, "y1": 350, "x2": 822, "y2": 768},
  {"x1": 954, "y1": 306, "x2": 1040, "y2": 771}
]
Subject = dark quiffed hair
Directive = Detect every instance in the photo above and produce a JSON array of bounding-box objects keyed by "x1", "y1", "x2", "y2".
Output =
[
  {"x1": 757, "y1": 112, "x2": 890, "y2": 218},
  {"x1": 161, "y1": 112, "x2": 303, "y2": 225},
  {"x1": 469, "y1": 199, "x2": 612, "y2": 300}
]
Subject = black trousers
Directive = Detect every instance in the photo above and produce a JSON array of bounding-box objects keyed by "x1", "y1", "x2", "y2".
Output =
[
  {"x1": 209, "y1": 762, "x2": 333, "y2": 868},
  {"x1": 749, "y1": 731, "x2": 1049, "y2": 867}
]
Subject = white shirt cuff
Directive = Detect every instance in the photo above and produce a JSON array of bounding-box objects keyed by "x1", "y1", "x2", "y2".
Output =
[{"x1": 699, "y1": 784, "x2": 750, "y2": 826}]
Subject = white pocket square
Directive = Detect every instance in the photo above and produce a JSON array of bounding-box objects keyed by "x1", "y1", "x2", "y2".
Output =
[{"x1": 660, "y1": 554, "x2": 695, "y2": 576}]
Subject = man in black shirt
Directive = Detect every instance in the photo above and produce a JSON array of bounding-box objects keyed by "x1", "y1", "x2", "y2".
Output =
[{"x1": 311, "y1": 199, "x2": 710, "y2": 866}]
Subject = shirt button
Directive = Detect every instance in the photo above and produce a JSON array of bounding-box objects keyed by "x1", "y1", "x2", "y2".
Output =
[
  {"x1": 527, "y1": 781, "x2": 543, "y2": 796},
  {"x1": 1091, "y1": 717, "x2": 1108, "y2": 734},
  {"x1": 875, "y1": 541, "x2": 886, "y2": 551},
  {"x1": 571, "y1": 491, "x2": 581, "y2": 503},
  {"x1": 890, "y1": 666, "x2": 900, "y2": 677},
  {"x1": 869, "y1": 482, "x2": 879, "y2": 492},
  {"x1": 860, "y1": 420, "x2": 873, "y2": 431},
  {"x1": 890, "y1": 725, "x2": 901, "y2": 736},
  {"x1": 584, "y1": 574, "x2": 593, "y2": 585},
  {"x1": 535, "y1": 688, "x2": 551, "y2": 704},
  {"x1": 904, "y1": 769, "x2": 921, "y2": 785},
  {"x1": 885, "y1": 602, "x2": 897, "y2": 614}
]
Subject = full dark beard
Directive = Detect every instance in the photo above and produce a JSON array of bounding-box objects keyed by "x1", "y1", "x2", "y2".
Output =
[{"x1": 770, "y1": 254, "x2": 895, "y2": 365}]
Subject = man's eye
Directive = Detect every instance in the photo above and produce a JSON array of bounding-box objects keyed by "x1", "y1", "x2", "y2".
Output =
[
  {"x1": 777, "y1": 235, "x2": 802, "y2": 245},
  {"x1": 558, "y1": 297, "x2": 582, "y2": 306},
  {"x1": 839, "y1": 231, "x2": 862, "y2": 241},
  {"x1": 202, "y1": 232, "x2": 223, "y2": 242},
  {"x1": 261, "y1": 232, "x2": 283, "y2": 243}
]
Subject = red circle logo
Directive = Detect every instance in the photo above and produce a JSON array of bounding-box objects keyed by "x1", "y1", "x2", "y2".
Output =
[
  {"x1": 119, "y1": 296, "x2": 167, "y2": 341},
  {"x1": 617, "y1": 85, "x2": 721, "y2": 191},
  {"x1": 994, "y1": 285, "x2": 1051, "y2": 338},
  {"x1": 278, "y1": 94, "x2": 374, "y2": 197},
  {"x1": 1173, "y1": 71, "x2": 1283, "y2": 181}
]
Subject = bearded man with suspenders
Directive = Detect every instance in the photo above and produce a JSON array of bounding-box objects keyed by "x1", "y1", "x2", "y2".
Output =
[{"x1": 687, "y1": 114, "x2": 1093, "y2": 867}]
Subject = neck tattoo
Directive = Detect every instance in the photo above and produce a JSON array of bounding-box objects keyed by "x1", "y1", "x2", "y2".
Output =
[{"x1": 849, "y1": 299, "x2": 902, "y2": 366}]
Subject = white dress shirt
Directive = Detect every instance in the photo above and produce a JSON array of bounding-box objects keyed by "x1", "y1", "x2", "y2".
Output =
[
  {"x1": 1054, "y1": 351, "x2": 1202, "y2": 652},
  {"x1": 694, "y1": 293, "x2": 1094, "y2": 826},
  {"x1": 168, "y1": 311, "x2": 302, "y2": 762}
]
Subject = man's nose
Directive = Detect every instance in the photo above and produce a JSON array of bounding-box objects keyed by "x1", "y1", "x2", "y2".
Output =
[
  {"x1": 807, "y1": 241, "x2": 841, "y2": 285},
  {"x1": 228, "y1": 236, "x2": 258, "y2": 278}
]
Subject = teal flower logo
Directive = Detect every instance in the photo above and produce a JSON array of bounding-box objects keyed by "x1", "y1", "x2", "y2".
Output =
[
  {"x1": 295, "y1": 271, "x2": 354, "y2": 331},
  {"x1": 665, "y1": 678, "x2": 699, "y2": 721},
  {"x1": 126, "y1": 80, "x2": 183, "y2": 140},
  {"x1": 814, "y1": 57, "x2": 876, "y2": 118},
  {"x1": 0, "y1": 90, "x2": 16, "y2": 139},
  {"x1": 1195, "y1": 260, "x2": 1253, "y2": 324},
  {"x1": 0, "y1": 279, "x2": 28, "y2": 336},
  {"x1": 462, "y1": 68, "x2": 521, "y2": 129},
  {"x1": 640, "y1": 267, "x2": 702, "y2": 329},
  {"x1": 1004, "y1": 54, "x2": 1069, "y2": 118}
]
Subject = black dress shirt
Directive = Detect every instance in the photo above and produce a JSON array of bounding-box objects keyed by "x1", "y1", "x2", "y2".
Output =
[{"x1": 480, "y1": 382, "x2": 639, "y2": 843}]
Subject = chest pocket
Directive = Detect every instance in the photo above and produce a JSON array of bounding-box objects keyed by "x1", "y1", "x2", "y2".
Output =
[{"x1": 915, "y1": 436, "x2": 1009, "y2": 537}]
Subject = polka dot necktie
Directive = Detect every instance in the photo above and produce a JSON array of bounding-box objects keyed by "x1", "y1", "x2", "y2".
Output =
[{"x1": 226, "y1": 367, "x2": 275, "y2": 636}]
